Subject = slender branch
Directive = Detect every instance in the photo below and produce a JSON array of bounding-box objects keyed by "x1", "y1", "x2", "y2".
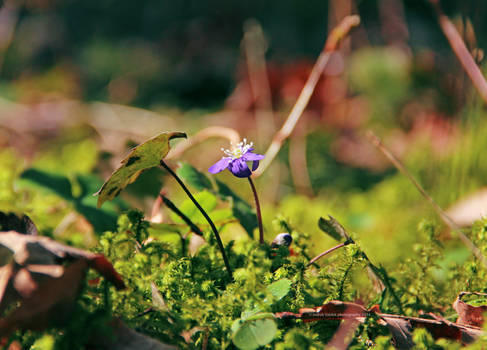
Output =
[
  {"x1": 159, "y1": 193, "x2": 204, "y2": 237},
  {"x1": 160, "y1": 159, "x2": 233, "y2": 280},
  {"x1": 367, "y1": 130, "x2": 487, "y2": 268},
  {"x1": 253, "y1": 15, "x2": 360, "y2": 177},
  {"x1": 428, "y1": 0, "x2": 487, "y2": 104},
  {"x1": 247, "y1": 177, "x2": 264, "y2": 244},
  {"x1": 307, "y1": 241, "x2": 350, "y2": 267}
]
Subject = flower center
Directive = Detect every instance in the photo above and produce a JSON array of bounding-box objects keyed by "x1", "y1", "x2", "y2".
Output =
[{"x1": 221, "y1": 138, "x2": 253, "y2": 160}]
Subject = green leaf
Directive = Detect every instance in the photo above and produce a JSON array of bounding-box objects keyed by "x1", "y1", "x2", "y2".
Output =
[
  {"x1": 19, "y1": 169, "x2": 125, "y2": 233},
  {"x1": 20, "y1": 168, "x2": 73, "y2": 200},
  {"x1": 208, "y1": 208, "x2": 233, "y2": 222},
  {"x1": 95, "y1": 131, "x2": 186, "y2": 208},
  {"x1": 148, "y1": 222, "x2": 182, "y2": 235},
  {"x1": 177, "y1": 163, "x2": 213, "y2": 191},
  {"x1": 232, "y1": 318, "x2": 277, "y2": 350},
  {"x1": 216, "y1": 179, "x2": 257, "y2": 238},
  {"x1": 266, "y1": 278, "x2": 292, "y2": 300},
  {"x1": 172, "y1": 190, "x2": 217, "y2": 224},
  {"x1": 318, "y1": 215, "x2": 351, "y2": 242},
  {"x1": 177, "y1": 164, "x2": 257, "y2": 237}
]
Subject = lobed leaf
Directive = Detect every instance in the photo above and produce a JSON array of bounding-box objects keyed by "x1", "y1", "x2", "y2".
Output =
[
  {"x1": 20, "y1": 169, "x2": 124, "y2": 233},
  {"x1": 266, "y1": 278, "x2": 292, "y2": 301},
  {"x1": 232, "y1": 317, "x2": 277, "y2": 350},
  {"x1": 95, "y1": 132, "x2": 186, "y2": 208}
]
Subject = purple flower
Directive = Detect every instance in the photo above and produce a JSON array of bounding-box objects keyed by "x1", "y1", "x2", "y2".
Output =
[{"x1": 208, "y1": 139, "x2": 265, "y2": 178}]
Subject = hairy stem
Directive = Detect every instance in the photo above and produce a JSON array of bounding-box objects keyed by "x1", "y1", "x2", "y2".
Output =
[
  {"x1": 248, "y1": 176, "x2": 264, "y2": 244},
  {"x1": 160, "y1": 159, "x2": 233, "y2": 280}
]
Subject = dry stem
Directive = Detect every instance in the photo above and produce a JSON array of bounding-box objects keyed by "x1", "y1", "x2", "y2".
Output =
[
  {"x1": 254, "y1": 15, "x2": 360, "y2": 177},
  {"x1": 429, "y1": 0, "x2": 487, "y2": 104},
  {"x1": 367, "y1": 130, "x2": 487, "y2": 268}
]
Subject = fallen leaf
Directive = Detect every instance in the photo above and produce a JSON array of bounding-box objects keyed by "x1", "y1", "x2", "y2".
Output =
[
  {"x1": 325, "y1": 303, "x2": 363, "y2": 350},
  {"x1": 453, "y1": 292, "x2": 487, "y2": 327},
  {"x1": 276, "y1": 299, "x2": 484, "y2": 348},
  {"x1": 0, "y1": 230, "x2": 125, "y2": 336},
  {"x1": 95, "y1": 132, "x2": 187, "y2": 208},
  {"x1": 0, "y1": 212, "x2": 38, "y2": 235},
  {"x1": 380, "y1": 317, "x2": 414, "y2": 349},
  {"x1": 0, "y1": 259, "x2": 88, "y2": 335}
]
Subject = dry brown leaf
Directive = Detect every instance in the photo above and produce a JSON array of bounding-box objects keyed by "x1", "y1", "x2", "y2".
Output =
[
  {"x1": 453, "y1": 292, "x2": 487, "y2": 327},
  {"x1": 276, "y1": 299, "x2": 484, "y2": 348},
  {"x1": 0, "y1": 230, "x2": 125, "y2": 336}
]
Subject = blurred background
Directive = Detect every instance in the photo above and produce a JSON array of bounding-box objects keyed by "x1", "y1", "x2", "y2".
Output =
[{"x1": 1, "y1": 0, "x2": 487, "y2": 272}]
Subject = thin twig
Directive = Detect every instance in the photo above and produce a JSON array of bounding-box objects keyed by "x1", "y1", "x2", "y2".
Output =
[
  {"x1": 160, "y1": 160, "x2": 233, "y2": 280},
  {"x1": 307, "y1": 241, "x2": 351, "y2": 266},
  {"x1": 253, "y1": 15, "x2": 360, "y2": 177},
  {"x1": 428, "y1": 0, "x2": 487, "y2": 104},
  {"x1": 367, "y1": 130, "x2": 487, "y2": 267},
  {"x1": 247, "y1": 177, "x2": 264, "y2": 244}
]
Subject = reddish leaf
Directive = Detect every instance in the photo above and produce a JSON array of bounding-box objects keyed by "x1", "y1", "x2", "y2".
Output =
[
  {"x1": 453, "y1": 292, "x2": 487, "y2": 327},
  {"x1": 0, "y1": 230, "x2": 125, "y2": 336},
  {"x1": 379, "y1": 317, "x2": 414, "y2": 349},
  {"x1": 276, "y1": 299, "x2": 484, "y2": 348},
  {"x1": 89, "y1": 255, "x2": 125, "y2": 290},
  {"x1": 326, "y1": 303, "x2": 363, "y2": 350},
  {"x1": 0, "y1": 259, "x2": 88, "y2": 335}
]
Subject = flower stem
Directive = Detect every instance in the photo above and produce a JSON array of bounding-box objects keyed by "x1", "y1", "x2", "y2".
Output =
[
  {"x1": 307, "y1": 240, "x2": 352, "y2": 267},
  {"x1": 160, "y1": 159, "x2": 233, "y2": 280},
  {"x1": 247, "y1": 177, "x2": 264, "y2": 244}
]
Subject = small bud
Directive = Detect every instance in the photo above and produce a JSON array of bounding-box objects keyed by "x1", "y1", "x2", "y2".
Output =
[{"x1": 271, "y1": 233, "x2": 293, "y2": 248}]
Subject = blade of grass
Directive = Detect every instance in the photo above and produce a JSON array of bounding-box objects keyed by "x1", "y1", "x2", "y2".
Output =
[{"x1": 367, "y1": 130, "x2": 487, "y2": 268}]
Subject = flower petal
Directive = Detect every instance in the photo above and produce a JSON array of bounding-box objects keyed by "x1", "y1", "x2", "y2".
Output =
[
  {"x1": 229, "y1": 159, "x2": 252, "y2": 178},
  {"x1": 208, "y1": 157, "x2": 232, "y2": 174},
  {"x1": 242, "y1": 151, "x2": 265, "y2": 161}
]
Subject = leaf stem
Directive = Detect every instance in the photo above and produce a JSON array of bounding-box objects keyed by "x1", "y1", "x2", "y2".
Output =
[
  {"x1": 247, "y1": 177, "x2": 264, "y2": 244},
  {"x1": 160, "y1": 159, "x2": 233, "y2": 280}
]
